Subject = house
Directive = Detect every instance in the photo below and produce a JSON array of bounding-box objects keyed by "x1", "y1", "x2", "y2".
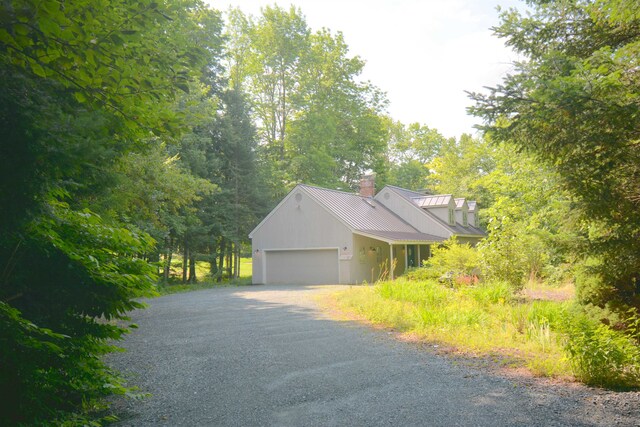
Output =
[{"x1": 249, "y1": 175, "x2": 485, "y2": 285}]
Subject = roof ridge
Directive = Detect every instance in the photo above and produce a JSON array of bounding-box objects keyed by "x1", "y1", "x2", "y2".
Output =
[{"x1": 298, "y1": 183, "x2": 361, "y2": 197}]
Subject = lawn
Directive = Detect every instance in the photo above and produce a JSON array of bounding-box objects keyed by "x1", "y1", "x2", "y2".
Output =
[{"x1": 158, "y1": 256, "x2": 253, "y2": 295}]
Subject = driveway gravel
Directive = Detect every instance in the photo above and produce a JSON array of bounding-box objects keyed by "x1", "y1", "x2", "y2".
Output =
[{"x1": 108, "y1": 284, "x2": 640, "y2": 426}]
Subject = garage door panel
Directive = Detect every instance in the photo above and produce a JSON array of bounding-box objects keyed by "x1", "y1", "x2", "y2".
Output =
[{"x1": 265, "y1": 249, "x2": 338, "y2": 285}]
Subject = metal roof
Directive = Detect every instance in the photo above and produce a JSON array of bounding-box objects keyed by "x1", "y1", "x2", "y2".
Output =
[
  {"x1": 301, "y1": 185, "x2": 421, "y2": 235},
  {"x1": 384, "y1": 185, "x2": 426, "y2": 199},
  {"x1": 467, "y1": 200, "x2": 477, "y2": 212},
  {"x1": 411, "y1": 194, "x2": 452, "y2": 208},
  {"x1": 354, "y1": 230, "x2": 444, "y2": 243},
  {"x1": 383, "y1": 186, "x2": 486, "y2": 237}
]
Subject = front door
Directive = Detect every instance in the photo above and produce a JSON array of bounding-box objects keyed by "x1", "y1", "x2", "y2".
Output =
[{"x1": 407, "y1": 245, "x2": 418, "y2": 268}]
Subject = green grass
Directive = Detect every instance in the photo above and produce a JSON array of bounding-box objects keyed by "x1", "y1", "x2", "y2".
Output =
[
  {"x1": 156, "y1": 276, "x2": 252, "y2": 296},
  {"x1": 333, "y1": 279, "x2": 573, "y2": 378},
  {"x1": 157, "y1": 256, "x2": 253, "y2": 296}
]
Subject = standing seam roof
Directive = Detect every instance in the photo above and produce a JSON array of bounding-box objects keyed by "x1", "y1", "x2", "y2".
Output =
[
  {"x1": 301, "y1": 185, "x2": 419, "y2": 233},
  {"x1": 383, "y1": 186, "x2": 486, "y2": 237}
]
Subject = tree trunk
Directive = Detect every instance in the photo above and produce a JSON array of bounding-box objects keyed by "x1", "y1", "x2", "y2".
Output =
[
  {"x1": 210, "y1": 237, "x2": 219, "y2": 278},
  {"x1": 226, "y1": 242, "x2": 232, "y2": 279},
  {"x1": 182, "y1": 240, "x2": 188, "y2": 284},
  {"x1": 234, "y1": 245, "x2": 240, "y2": 279},
  {"x1": 188, "y1": 252, "x2": 197, "y2": 284},
  {"x1": 217, "y1": 238, "x2": 225, "y2": 283},
  {"x1": 236, "y1": 252, "x2": 240, "y2": 279},
  {"x1": 163, "y1": 238, "x2": 173, "y2": 282}
]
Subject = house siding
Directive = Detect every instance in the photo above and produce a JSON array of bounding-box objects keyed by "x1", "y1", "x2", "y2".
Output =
[
  {"x1": 351, "y1": 235, "x2": 392, "y2": 283},
  {"x1": 251, "y1": 187, "x2": 352, "y2": 284},
  {"x1": 375, "y1": 188, "x2": 452, "y2": 238},
  {"x1": 427, "y1": 206, "x2": 452, "y2": 224}
]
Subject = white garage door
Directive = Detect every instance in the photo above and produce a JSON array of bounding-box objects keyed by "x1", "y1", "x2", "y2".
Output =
[{"x1": 265, "y1": 249, "x2": 339, "y2": 285}]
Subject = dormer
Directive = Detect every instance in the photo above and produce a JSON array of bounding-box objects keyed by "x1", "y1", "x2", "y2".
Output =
[
  {"x1": 454, "y1": 198, "x2": 469, "y2": 226},
  {"x1": 467, "y1": 200, "x2": 478, "y2": 227},
  {"x1": 411, "y1": 194, "x2": 456, "y2": 225}
]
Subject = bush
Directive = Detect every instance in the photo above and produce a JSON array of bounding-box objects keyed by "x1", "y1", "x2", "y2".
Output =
[
  {"x1": 0, "y1": 201, "x2": 156, "y2": 424},
  {"x1": 573, "y1": 257, "x2": 615, "y2": 307},
  {"x1": 478, "y1": 218, "x2": 529, "y2": 290},
  {"x1": 423, "y1": 237, "x2": 481, "y2": 284},
  {"x1": 562, "y1": 308, "x2": 640, "y2": 388},
  {"x1": 405, "y1": 267, "x2": 438, "y2": 282}
]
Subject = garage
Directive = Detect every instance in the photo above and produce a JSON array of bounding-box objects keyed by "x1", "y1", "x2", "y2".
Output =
[{"x1": 264, "y1": 249, "x2": 339, "y2": 285}]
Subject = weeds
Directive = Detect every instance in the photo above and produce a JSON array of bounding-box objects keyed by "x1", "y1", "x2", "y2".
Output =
[
  {"x1": 335, "y1": 279, "x2": 572, "y2": 378},
  {"x1": 562, "y1": 308, "x2": 640, "y2": 388},
  {"x1": 334, "y1": 279, "x2": 640, "y2": 387}
]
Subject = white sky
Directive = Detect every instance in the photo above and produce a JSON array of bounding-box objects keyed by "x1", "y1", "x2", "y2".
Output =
[{"x1": 209, "y1": 0, "x2": 526, "y2": 139}]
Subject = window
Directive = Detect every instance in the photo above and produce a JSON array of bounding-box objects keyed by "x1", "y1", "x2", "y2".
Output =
[
  {"x1": 463, "y1": 211, "x2": 468, "y2": 226},
  {"x1": 475, "y1": 214, "x2": 479, "y2": 228},
  {"x1": 448, "y1": 208, "x2": 455, "y2": 225}
]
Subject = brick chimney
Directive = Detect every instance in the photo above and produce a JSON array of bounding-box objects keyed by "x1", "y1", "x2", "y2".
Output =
[{"x1": 359, "y1": 173, "x2": 376, "y2": 198}]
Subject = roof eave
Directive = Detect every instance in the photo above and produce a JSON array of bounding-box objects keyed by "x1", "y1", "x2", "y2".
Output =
[{"x1": 353, "y1": 230, "x2": 443, "y2": 245}]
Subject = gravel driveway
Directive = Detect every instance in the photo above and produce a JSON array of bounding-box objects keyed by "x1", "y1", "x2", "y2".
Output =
[{"x1": 108, "y1": 284, "x2": 639, "y2": 426}]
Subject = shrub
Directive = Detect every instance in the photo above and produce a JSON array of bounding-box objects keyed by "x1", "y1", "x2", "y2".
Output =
[
  {"x1": 424, "y1": 237, "x2": 481, "y2": 283},
  {"x1": 478, "y1": 218, "x2": 529, "y2": 290},
  {"x1": 405, "y1": 267, "x2": 438, "y2": 281},
  {"x1": 562, "y1": 308, "x2": 640, "y2": 388}
]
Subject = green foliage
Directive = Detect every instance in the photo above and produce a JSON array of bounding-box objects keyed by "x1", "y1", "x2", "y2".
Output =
[
  {"x1": 0, "y1": 0, "x2": 223, "y2": 423},
  {"x1": 428, "y1": 134, "x2": 495, "y2": 203},
  {"x1": 405, "y1": 267, "x2": 437, "y2": 282},
  {"x1": 226, "y1": 6, "x2": 388, "y2": 195},
  {"x1": 573, "y1": 257, "x2": 616, "y2": 308},
  {"x1": 335, "y1": 280, "x2": 572, "y2": 378},
  {"x1": 479, "y1": 218, "x2": 530, "y2": 290},
  {"x1": 470, "y1": 281, "x2": 513, "y2": 306},
  {"x1": 469, "y1": 0, "x2": 640, "y2": 308},
  {"x1": 0, "y1": 0, "x2": 223, "y2": 134},
  {"x1": 563, "y1": 308, "x2": 640, "y2": 388},
  {"x1": 423, "y1": 238, "x2": 481, "y2": 282},
  {"x1": 1, "y1": 199, "x2": 156, "y2": 424},
  {"x1": 386, "y1": 120, "x2": 448, "y2": 190}
]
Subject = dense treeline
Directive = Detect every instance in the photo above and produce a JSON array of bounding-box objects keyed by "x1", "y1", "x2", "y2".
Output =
[{"x1": 0, "y1": 0, "x2": 638, "y2": 423}]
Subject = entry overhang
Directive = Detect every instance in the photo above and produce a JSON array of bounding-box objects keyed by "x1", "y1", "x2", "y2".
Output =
[{"x1": 353, "y1": 229, "x2": 444, "y2": 245}]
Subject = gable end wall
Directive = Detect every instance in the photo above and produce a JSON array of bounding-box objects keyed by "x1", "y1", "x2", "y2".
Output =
[{"x1": 251, "y1": 187, "x2": 352, "y2": 284}]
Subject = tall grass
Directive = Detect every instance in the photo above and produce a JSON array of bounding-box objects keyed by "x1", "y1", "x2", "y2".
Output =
[
  {"x1": 335, "y1": 279, "x2": 640, "y2": 387},
  {"x1": 335, "y1": 279, "x2": 571, "y2": 377}
]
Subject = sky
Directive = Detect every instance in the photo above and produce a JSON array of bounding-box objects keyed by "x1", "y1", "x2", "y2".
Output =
[{"x1": 209, "y1": 0, "x2": 527, "y2": 139}]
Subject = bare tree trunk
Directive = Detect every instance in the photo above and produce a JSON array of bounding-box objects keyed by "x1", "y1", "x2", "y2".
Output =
[
  {"x1": 234, "y1": 245, "x2": 240, "y2": 279},
  {"x1": 188, "y1": 252, "x2": 197, "y2": 284},
  {"x1": 182, "y1": 240, "x2": 188, "y2": 284},
  {"x1": 210, "y1": 237, "x2": 219, "y2": 278},
  {"x1": 226, "y1": 242, "x2": 232, "y2": 279},
  {"x1": 217, "y1": 238, "x2": 225, "y2": 283},
  {"x1": 236, "y1": 251, "x2": 240, "y2": 278},
  {"x1": 163, "y1": 238, "x2": 173, "y2": 282}
]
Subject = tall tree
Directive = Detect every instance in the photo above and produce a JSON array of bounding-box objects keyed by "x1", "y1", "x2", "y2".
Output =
[
  {"x1": 428, "y1": 134, "x2": 496, "y2": 203},
  {"x1": 246, "y1": 5, "x2": 309, "y2": 158},
  {"x1": 287, "y1": 29, "x2": 388, "y2": 190},
  {"x1": 469, "y1": 0, "x2": 640, "y2": 309},
  {"x1": 386, "y1": 121, "x2": 450, "y2": 191},
  {"x1": 0, "y1": 0, "x2": 223, "y2": 423},
  {"x1": 226, "y1": 7, "x2": 388, "y2": 195}
]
